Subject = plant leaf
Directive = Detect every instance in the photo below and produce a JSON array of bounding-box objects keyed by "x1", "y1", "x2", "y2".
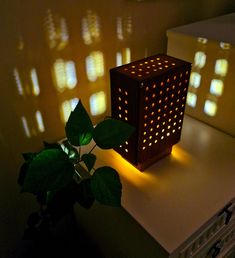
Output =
[
  {"x1": 81, "y1": 153, "x2": 96, "y2": 172},
  {"x1": 22, "y1": 149, "x2": 75, "y2": 194},
  {"x1": 90, "y1": 166, "x2": 122, "y2": 206},
  {"x1": 65, "y1": 100, "x2": 93, "y2": 146},
  {"x1": 61, "y1": 140, "x2": 79, "y2": 162},
  {"x1": 22, "y1": 153, "x2": 37, "y2": 162},
  {"x1": 43, "y1": 141, "x2": 62, "y2": 150},
  {"x1": 75, "y1": 179, "x2": 94, "y2": 209},
  {"x1": 93, "y1": 118, "x2": 135, "y2": 149},
  {"x1": 18, "y1": 162, "x2": 29, "y2": 187}
]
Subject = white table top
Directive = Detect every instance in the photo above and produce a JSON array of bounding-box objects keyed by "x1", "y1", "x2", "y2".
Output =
[
  {"x1": 167, "y1": 12, "x2": 235, "y2": 45},
  {"x1": 92, "y1": 115, "x2": 235, "y2": 253}
]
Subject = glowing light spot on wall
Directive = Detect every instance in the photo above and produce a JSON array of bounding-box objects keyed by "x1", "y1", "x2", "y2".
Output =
[
  {"x1": 61, "y1": 101, "x2": 71, "y2": 123},
  {"x1": 53, "y1": 59, "x2": 77, "y2": 91},
  {"x1": 194, "y1": 51, "x2": 206, "y2": 68},
  {"x1": 210, "y1": 79, "x2": 224, "y2": 96},
  {"x1": 116, "y1": 48, "x2": 131, "y2": 66},
  {"x1": 59, "y1": 18, "x2": 69, "y2": 48},
  {"x1": 90, "y1": 91, "x2": 106, "y2": 116},
  {"x1": 21, "y1": 116, "x2": 31, "y2": 138},
  {"x1": 187, "y1": 92, "x2": 197, "y2": 108},
  {"x1": 35, "y1": 111, "x2": 45, "y2": 132},
  {"x1": 65, "y1": 61, "x2": 77, "y2": 89},
  {"x1": 86, "y1": 51, "x2": 104, "y2": 82},
  {"x1": 214, "y1": 59, "x2": 228, "y2": 76},
  {"x1": 54, "y1": 59, "x2": 67, "y2": 90},
  {"x1": 61, "y1": 98, "x2": 79, "y2": 123},
  {"x1": 117, "y1": 16, "x2": 132, "y2": 41},
  {"x1": 30, "y1": 68, "x2": 40, "y2": 96},
  {"x1": 117, "y1": 17, "x2": 124, "y2": 41},
  {"x1": 124, "y1": 48, "x2": 131, "y2": 64},
  {"x1": 116, "y1": 52, "x2": 122, "y2": 66},
  {"x1": 189, "y1": 72, "x2": 201, "y2": 88},
  {"x1": 13, "y1": 68, "x2": 24, "y2": 96},
  {"x1": 70, "y1": 98, "x2": 79, "y2": 110},
  {"x1": 220, "y1": 42, "x2": 231, "y2": 50},
  {"x1": 197, "y1": 37, "x2": 208, "y2": 44},
  {"x1": 82, "y1": 10, "x2": 101, "y2": 45},
  {"x1": 44, "y1": 9, "x2": 69, "y2": 50},
  {"x1": 204, "y1": 100, "x2": 217, "y2": 117}
]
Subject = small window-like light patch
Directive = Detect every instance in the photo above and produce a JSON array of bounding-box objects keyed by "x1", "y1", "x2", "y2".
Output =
[
  {"x1": 35, "y1": 110, "x2": 45, "y2": 132},
  {"x1": 190, "y1": 72, "x2": 201, "y2": 88},
  {"x1": 194, "y1": 51, "x2": 206, "y2": 68},
  {"x1": 13, "y1": 68, "x2": 24, "y2": 96},
  {"x1": 30, "y1": 68, "x2": 40, "y2": 96},
  {"x1": 214, "y1": 59, "x2": 228, "y2": 76},
  {"x1": 124, "y1": 48, "x2": 131, "y2": 64},
  {"x1": 204, "y1": 100, "x2": 217, "y2": 116},
  {"x1": 53, "y1": 59, "x2": 67, "y2": 91},
  {"x1": 197, "y1": 37, "x2": 208, "y2": 44},
  {"x1": 82, "y1": 10, "x2": 101, "y2": 45},
  {"x1": 44, "y1": 9, "x2": 69, "y2": 50},
  {"x1": 57, "y1": 18, "x2": 69, "y2": 50},
  {"x1": 66, "y1": 61, "x2": 77, "y2": 89},
  {"x1": 220, "y1": 42, "x2": 231, "y2": 50},
  {"x1": 21, "y1": 116, "x2": 31, "y2": 138},
  {"x1": 86, "y1": 51, "x2": 105, "y2": 82},
  {"x1": 45, "y1": 9, "x2": 57, "y2": 49},
  {"x1": 70, "y1": 98, "x2": 79, "y2": 110},
  {"x1": 90, "y1": 91, "x2": 106, "y2": 116},
  {"x1": 210, "y1": 79, "x2": 224, "y2": 96},
  {"x1": 187, "y1": 92, "x2": 197, "y2": 108},
  {"x1": 61, "y1": 100, "x2": 72, "y2": 123},
  {"x1": 116, "y1": 52, "x2": 122, "y2": 66},
  {"x1": 117, "y1": 17, "x2": 124, "y2": 41}
]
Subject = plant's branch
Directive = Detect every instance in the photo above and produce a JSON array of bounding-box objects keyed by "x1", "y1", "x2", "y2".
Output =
[
  {"x1": 88, "y1": 144, "x2": 97, "y2": 154},
  {"x1": 74, "y1": 168, "x2": 82, "y2": 180},
  {"x1": 78, "y1": 146, "x2": 81, "y2": 159},
  {"x1": 90, "y1": 167, "x2": 96, "y2": 175}
]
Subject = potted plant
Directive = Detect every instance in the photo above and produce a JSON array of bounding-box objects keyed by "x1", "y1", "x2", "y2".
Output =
[{"x1": 17, "y1": 100, "x2": 134, "y2": 257}]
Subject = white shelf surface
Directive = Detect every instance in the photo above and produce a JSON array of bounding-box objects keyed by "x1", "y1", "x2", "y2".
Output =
[
  {"x1": 91, "y1": 115, "x2": 235, "y2": 253},
  {"x1": 167, "y1": 12, "x2": 235, "y2": 45}
]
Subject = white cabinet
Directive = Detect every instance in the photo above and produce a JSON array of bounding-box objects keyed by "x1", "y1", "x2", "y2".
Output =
[{"x1": 75, "y1": 115, "x2": 235, "y2": 258}]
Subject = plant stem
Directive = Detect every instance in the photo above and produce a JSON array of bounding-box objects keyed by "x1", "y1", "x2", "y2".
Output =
[
  {"x1": 88, "y1": 144, "x2": 97, "y2": 154},
  {"x1": 74, "y1": 169, "x2": 82, "y2": 180}
]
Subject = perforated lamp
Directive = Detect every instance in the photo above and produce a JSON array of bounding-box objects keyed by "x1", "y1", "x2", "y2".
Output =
[{"x1": 110, "y1": 54, "x2": 191, "y2": 171}]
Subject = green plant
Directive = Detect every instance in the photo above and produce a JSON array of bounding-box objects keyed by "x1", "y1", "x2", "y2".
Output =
[{"x1": 18, "y1": 100, "x2": 134, "y2": 240}]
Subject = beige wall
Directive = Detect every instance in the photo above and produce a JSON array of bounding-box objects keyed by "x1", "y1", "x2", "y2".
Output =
[{"x1": 0, "y1": 0, "x2": 235, "y2": 256}]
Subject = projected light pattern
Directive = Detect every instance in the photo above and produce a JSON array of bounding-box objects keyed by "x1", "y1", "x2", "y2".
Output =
[
  {"x1": 86, "y1": 51, "x2": 104, "y2": 82},
  {"x1": 35, "y1": 110, "x2": 45, "y2": 132},
  {"x1": 30, "y1": 68, "x2": 40, "y2": 96},
  {"x1": 187, "y1": 37, "x2": 207, "y2": 108},
  {"x1": 204, "y1": 42, "x2": 230, "y2": 117},
  {"x1": 116, "y1": 48, "x2": 131, "y2": 66},
  {"x1": 117, "y1": 16, "x2": 132, "y2": 41},
  {"x1": 111, "y1": 54, "x2": 191, "y2": 170},
  {"x1": 89, "y1": 91, "x2": 106, "y2": 116},
  {"x1": 44, "y1": 9, "x2": 69, "y2": 50},
  {"x1": 53, "y1": 59, "x2": 77, "y2": 91},
  {"x1": 13, "y1": 68, "x2": 24, "y2": 96},
  {"x1": 61, "y1": 98, "x2": 79, "y2": 123},
  {"x1": 82, "y1": 10, "x2": 101, "y2": 45},
  {"x1": 21, "y1": 116, "x2": 31, "y2": 138},
  {"x1": 21, "y1": 111, "x2": 46, "y2": 138}
]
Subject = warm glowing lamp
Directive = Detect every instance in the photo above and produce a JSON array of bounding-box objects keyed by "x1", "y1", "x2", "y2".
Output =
[{"x1": 110, "y1": 54, "x2": 191, "y2": 170}]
